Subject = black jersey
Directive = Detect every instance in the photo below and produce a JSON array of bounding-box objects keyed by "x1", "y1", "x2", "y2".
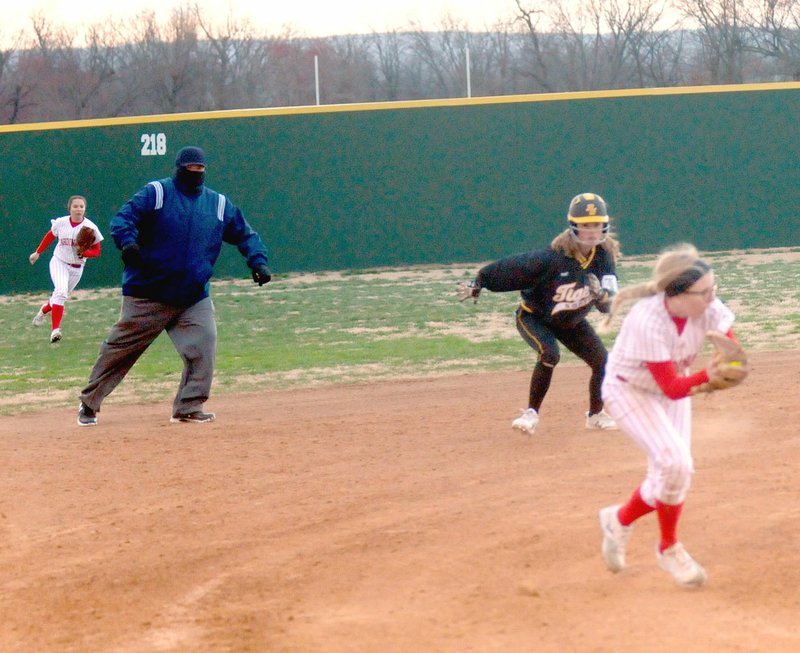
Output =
[{"x1": 475, "y1": 245, "x2": 617, "y2": 329}]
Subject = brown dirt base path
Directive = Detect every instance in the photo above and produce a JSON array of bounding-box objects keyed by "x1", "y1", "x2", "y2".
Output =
[{"x1": 1, "y1": 351, "x2": 799, "y2": 652}]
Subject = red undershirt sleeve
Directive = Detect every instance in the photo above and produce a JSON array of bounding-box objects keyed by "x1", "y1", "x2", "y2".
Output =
[
  {"x1": 645, "y1": 361, "x2": 709, "y2": 400},
  {"x1": 36, "y1": 231, "x2": 56, "y2": 254},
  {"x1": 645, "y1": 329, "x2": 739, "y2": 399},
  {"x1": 80, "y1": 242, "x2": 102, "y2": 259}
]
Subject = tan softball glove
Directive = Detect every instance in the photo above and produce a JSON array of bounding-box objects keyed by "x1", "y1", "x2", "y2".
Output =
[{"x1": 692, "y1": 330, "x2": 749, "y2": 394}]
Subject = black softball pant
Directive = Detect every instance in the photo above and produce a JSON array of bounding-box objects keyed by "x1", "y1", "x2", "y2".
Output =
[{"x1": 515, "y1": 307, "x2": 608, "y2": 415}]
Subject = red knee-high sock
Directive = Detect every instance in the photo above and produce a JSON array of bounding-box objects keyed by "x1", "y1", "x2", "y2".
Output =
[
  {"x1": 42, "y1": 303, "x2": 52, "y2": 314},
  {"x1": 656, "y1": 501, "x2": 684, "y2": 553},
  {"x1": 617, "y1": 485, "x2": 656, "y2": 527},
  {"x1": 51, "y1": 304, "x2": 64, "y2": 329}
]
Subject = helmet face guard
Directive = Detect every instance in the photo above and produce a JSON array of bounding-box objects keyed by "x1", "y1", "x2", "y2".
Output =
[{"x1": 568, "y1": 193, "x2": 609, "y2": 244}]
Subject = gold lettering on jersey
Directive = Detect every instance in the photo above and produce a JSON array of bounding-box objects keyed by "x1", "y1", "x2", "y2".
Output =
[{"x1": 551, "y1": 282, "x2": 595, "y2": 314}]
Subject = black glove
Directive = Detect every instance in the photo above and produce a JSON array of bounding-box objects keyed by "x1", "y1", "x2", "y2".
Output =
[
  {"x1": 252, "y1": 264, "x2": 272, "y2": 286},
  {"x1": 121, "y1": 243, "x2": 143, "y2": 268}
]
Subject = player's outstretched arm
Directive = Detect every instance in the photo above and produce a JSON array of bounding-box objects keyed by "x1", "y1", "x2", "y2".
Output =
[
  {"x1": 456, "y1": 280, "x2": 481, "y2": 303},
  {"x1": 29, "y1": 231, "x2": 56, "y2": 264}
]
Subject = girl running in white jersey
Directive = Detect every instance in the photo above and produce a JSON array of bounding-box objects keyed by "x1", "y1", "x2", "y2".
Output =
[
  {"x1": 29, "y1": 195, "x2": 103, "y2": 343},
  {"x1": 597, "y1": 243, "x2": 738, "y2": 588}
]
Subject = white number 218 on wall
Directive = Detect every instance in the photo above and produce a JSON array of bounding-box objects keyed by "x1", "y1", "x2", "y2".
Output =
[{"x1": 140, "y1": 133, "x2": 167, "y2": 156}]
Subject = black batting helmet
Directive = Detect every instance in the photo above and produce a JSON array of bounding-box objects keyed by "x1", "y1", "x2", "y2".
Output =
[{"x1": 568, "y1": 193, "x2": 609, "y2": 242}]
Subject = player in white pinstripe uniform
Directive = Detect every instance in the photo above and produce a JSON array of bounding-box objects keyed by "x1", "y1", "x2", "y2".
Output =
[
  {"x1": 29, "y1": 195, "x2": 103, "y2": 343},
  {"x1": 597, "y1": 243, "x2": 737, "y2": 588}
]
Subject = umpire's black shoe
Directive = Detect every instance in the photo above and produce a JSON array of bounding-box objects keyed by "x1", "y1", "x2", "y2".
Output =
[
  {"x1": 170, "y1": 410, "x2": 216, "y2": 424},
  {"x1": 77, "y1": 402, "x2": 98, "y2": 427}
]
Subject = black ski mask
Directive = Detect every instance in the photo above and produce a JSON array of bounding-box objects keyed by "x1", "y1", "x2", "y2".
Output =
[
  {"x1": 173, "y1": 146, "x2": 207, "y2": 193},
  {"x1": 176, "y1": 166, "x2": 205, "y2": 191}
]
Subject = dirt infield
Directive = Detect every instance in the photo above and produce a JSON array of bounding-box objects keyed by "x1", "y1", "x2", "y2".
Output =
[{"x1": 1, "y1": 350, "x2": 798, "y2": 652}]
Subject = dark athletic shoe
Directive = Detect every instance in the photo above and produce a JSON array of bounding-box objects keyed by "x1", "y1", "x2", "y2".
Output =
[
  {"x1": 170, "y1": 411, "x2": 215, "y2": 424},
  {"x1": 77, "y1": 402, "x2": 97, "y2": 427}
]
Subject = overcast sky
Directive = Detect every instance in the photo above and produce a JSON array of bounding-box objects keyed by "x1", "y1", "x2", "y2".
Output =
[{"x1": 4, "y1": 0, "x2": 521, "y2": 43}]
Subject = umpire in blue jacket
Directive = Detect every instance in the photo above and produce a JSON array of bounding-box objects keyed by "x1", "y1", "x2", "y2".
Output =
[{"x1": 77, "y1": 146, "x2": 272, "y2": 426}]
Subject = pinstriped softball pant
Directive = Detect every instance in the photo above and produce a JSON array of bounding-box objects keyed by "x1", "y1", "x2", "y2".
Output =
[
  {"x1": 601, "y1": 378, "x2": 693, "y2": 505},
  {"x1": 49, "y1": 257, "x2": 83, "y2": 305}
]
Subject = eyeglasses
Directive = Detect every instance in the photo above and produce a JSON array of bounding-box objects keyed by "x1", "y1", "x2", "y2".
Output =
[{"x1": 683, "y1": 283, "x2": 718, "y2": 299}]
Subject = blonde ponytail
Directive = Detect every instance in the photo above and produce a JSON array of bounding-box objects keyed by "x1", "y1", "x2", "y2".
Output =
[{"x1": 600, "y1": 243, "x2": 707, "y2": 332}]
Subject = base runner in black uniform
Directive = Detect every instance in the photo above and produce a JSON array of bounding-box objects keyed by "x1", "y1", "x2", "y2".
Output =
[{"x1": 458, "y1": 193, "x2": 622, "y2": 435}]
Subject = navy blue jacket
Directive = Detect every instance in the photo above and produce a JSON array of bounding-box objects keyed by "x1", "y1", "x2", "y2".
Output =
[{"x1": 111, "y1": 177, "x2": 269, "y2": 306}]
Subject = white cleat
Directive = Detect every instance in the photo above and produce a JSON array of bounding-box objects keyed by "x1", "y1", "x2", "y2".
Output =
[
  {"x1": 599, "y1": 504, "x2": 633, "y2": 573},
  {"x1": 32, "y1": 308, "x2": 45, "y2": 326},
  {"x1": 656, "y1": 542, "x2": 707, "y2": 588},
  {"x1": 586, "y1": 409, "x2": 618, "y2": 430},
  {"x1": 50, "y1": 328, "x2": 62, "y2": 343},
  {"x1": 511, "y1": 408, "x2": 539, "y2": 435}
]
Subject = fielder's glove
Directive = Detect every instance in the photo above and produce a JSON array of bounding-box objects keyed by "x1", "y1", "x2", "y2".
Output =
[
  {"x1": 691, "y1": 331, "x2": 750, "y2": 394},
  {"x1": 456, "y1": 279, "x2": 481, "y2": 303},
  {"x1": 252, "y1": 264, "x2": 272, "y2": 286},
  {"x1": 74, "y1": 225, "x2": 96, "y2": 257}
]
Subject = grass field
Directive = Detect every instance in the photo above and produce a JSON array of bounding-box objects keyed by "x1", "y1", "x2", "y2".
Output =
[{"x1": 1, "y1": 247, "x2": 798, "y2": 415}]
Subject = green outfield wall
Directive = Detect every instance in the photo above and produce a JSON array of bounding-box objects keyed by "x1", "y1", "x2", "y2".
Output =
[{"x1": 2, "y1": 82, "x2": 800, "y2": 295}]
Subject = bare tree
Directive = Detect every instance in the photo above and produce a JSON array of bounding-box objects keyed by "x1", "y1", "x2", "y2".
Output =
[
  {"x1": 0, "y1": 25, "x2": 38, "y2": 122},
  {"x1": 193, "y1": 5, "x2": 270, "y2": 110},
  {"x1": 635, "y1": 28, "x2": 690, "y2": 86},
  {"x1": 745, "y1": 0, "x2": 800, "y2": 80},
  {"x1": 54, "y1": 22, "x2": 121, "y2": 119},
  {"x1": 7, "y1": 14, "x2": 74, "y2": 121},
  {"x1": 409, "y1": 15, "x2": 476, "y2": 98},
  {"x1": 114, "y1": 7, "x2": 204, "y2": 115},
  {"x1": 316, "y1": 35, "x2": 380, "y2": 104},
  {"x1": 1, "y1": 76, "x2": 37, "y2": 124},
  {"x1": 1, "y1": 1, "x2": 797, "y2": 124},
  {"x1": 515, "y1": 0, "x2": 678, "y2": 90},
  {"x1": 261, "y1": 37, "x2": 318, "y2": 107},
  {"x1": 459, "y1": 23, "x2": 521, "y2": 96},
  {"x1": 368, "y1": 30, "x2": 407, "y2": 101},
  {"x1": 29, "y1": 12, "x2": 74, "y2": 59},
  {"x1": 484, "y1": 23, "x2": 531, "y2": 95},
  {"x1": 0, "y1": 45, "x2": 16, "y2": 121},
  {"x1": 592, "y1": 0, "x2": 676, "y2": 87},
  {"x1": 674, "y1": 0, "x2": 751, "y2": 83},
  {"x1": 513, "y1": 0, "x2": 559, "y2": 91}
]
